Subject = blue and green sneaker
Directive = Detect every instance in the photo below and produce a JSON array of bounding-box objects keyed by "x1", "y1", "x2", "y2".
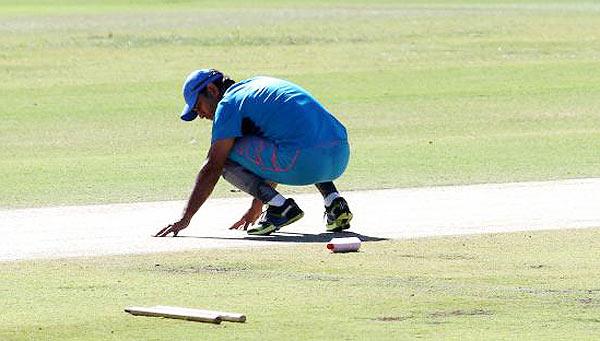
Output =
[
  {"x1": 325, "y1": 197, "x2": 353, "y2": 232},
  {"x1": 247, "y1": 198, "x2": 304, "y2": 236}
]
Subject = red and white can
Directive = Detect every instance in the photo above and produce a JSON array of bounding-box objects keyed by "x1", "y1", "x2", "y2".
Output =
[{"x1": 326, "y1": 237, "x2": 361, "y2": 253}]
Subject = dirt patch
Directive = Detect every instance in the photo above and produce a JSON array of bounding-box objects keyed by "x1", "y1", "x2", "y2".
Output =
[
  {"x1": 518, "y1": 287, "x2": 600, "y2": 295},
  {"x1": 397, "y1": 254, "x2": 427, "y2": 259},
  {"x1": 157, "y1": 264, "x2": 249, "y2": 274},
  {"x1": 436, "y1": 254, "x2": 475, "y2": 261},
  {"x1": 576, "y1": 297, "x2": 600, "y2": 308},
  {"x1": 57, "y1": 284, "x2": 113, "y2": 291},
  {"x1": 577, "y1": 298, "x2": 593, "y2": 304},
  {"x1": 529, "y1": 264, "x2": 545, "y2": 269},
  {"x1": 302, "y1": 274, "x2": 342, "y2": 282},
  {"x1": 373, "y1": 316, "x2": 413, "y2": 322},
  {"x1": 574, "y1": 318, "x2": 600, "y2": 323},
  {"x1": 396, "y1": 254, "x2": 474, "y2": 260},
  {"x1": 429, "y1": 309, "x2": 493, "y2": 318},
  {"x1": 3, "y1": 178, "x2": 600, "y2": 262}
]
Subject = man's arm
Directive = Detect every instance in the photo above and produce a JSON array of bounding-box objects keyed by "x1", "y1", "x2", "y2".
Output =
[
  {"x1": 229, "y1": 181, "x2": 279, "y2": 231},
  {"x1": 154, "y1": 138, "x2": 235, "y2": 237}
]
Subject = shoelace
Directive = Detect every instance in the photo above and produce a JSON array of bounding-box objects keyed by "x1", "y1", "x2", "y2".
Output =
[
  {"x1": 323, "y1": 204, "x2": 336, "y2": 221},
  {"x1": 324, "y1": 201, "x2": 347, "y2": 220},
  {"x1": 257, "y1": 209, "x2": 268, "y2": 224}
]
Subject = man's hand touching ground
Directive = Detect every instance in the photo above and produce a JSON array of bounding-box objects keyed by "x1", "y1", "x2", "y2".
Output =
[
  {"x1": 155, "y1": 218, "x2": 191, "y2": 237},
  {"x1": 229, "y1": 199, "x2": 263, "y2": 231}
]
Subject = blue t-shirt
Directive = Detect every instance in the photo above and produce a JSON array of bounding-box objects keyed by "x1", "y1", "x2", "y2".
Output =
[{"x1": 211, "y1": 76, "x2": 347, "y2": 148}]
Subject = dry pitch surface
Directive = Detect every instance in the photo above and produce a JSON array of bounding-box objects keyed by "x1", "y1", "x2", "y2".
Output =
[{"x1": 1, "y1": 178, "x2": 599, "y2": 261}]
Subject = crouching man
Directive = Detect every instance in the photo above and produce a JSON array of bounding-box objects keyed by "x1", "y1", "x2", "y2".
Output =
[{"x1": 155, "y1": 69, "x2": 352, "y2": 237}]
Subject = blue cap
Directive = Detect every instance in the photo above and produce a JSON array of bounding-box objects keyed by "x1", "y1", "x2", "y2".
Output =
[{"x1": 180, "y1": 69, "x2": 223, "y2": 121}]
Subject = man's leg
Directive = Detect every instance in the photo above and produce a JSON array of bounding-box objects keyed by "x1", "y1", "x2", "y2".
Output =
[
  {"x1": 222, "y1": 159, "x2": 279, "y2": 203},
  {"x1": 315, "y1": 182, "x2": 353, "y2": 232},
  {"x1": 315, "y1": 182, "x2": 340, "y2": 206},
  {"x1": 222, "y1": 160, "x2": 304, "y2": 235}
]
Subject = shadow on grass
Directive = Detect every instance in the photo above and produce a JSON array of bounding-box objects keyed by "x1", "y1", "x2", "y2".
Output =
[{"x1": 179, "y1": 231, "x2": 387, "y2": 244}]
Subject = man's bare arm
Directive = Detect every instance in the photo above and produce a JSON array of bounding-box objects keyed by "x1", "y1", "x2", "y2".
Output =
[
  {"x1": 229, "y1": 181, "x2": 279, "y2": 230},
  {"x1": 154, "y1": 138, "x2": 235, "y2": 237}
]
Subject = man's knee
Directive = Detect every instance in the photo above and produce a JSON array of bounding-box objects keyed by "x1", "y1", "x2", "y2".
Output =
[
  {"x1": 222, "y1": 159, "x2": 277, "y2": 202},
  {"x1": 222, "y1": 160, "x2": 251, "y2": 186}
]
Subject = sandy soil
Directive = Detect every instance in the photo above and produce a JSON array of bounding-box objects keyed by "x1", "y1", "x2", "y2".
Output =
[{"x1": 1, "y1": 178, "x2": 599, "y2": 261}]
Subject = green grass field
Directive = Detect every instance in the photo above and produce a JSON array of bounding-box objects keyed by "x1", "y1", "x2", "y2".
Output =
[
  {"x1": 2, "y1": 1, "x2": 600, "y2": 340},
  {"x1": 1, "y1": 0, "x2": 600, "y2": 208},
  {"x1": 1, "y1": 228, "x2": 599, "y2": 340}
]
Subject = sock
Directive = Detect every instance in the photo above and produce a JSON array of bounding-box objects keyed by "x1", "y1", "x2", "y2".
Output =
[
  {"x1": 324, "y1": 192, "x2": 340, "y2": 207},
  {"x1": 267, "y1": 194, "x2": 286, "y2": 207}
]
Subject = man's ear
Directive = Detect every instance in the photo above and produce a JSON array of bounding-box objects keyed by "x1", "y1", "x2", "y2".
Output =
[{"x1": 206, "y1": 83, "x2": 220, "y2": 99}]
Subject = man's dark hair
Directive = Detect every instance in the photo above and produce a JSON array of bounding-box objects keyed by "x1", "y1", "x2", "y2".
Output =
[{"x1": 202, "y1": 75, "x2": 235, "y2": 98}]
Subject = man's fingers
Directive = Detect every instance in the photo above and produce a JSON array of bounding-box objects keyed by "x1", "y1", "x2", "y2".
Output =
[
  {"x1": 154, "y1": 225, "x2": 171, "y2": 237},
  {"x1": 157, "y1": 229, "x2": 172, "y2": 237},
  {"x1": 155, "y1": 224, "x2": 180, "y2": 237},
  {"x1": 229, "y1": 219, "x2": 244, "y2": 230}
]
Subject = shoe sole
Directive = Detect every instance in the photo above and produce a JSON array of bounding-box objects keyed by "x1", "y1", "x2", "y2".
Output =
[
  {"x1": 248, "y1": 212, "x2": 305, "y2": 236},
  {"x1": 326, "y1": 212, "x2": 353, "y2": 232},
  {"x1": 247, "y1": 223, "x2": 278, "y2": 236},
  {"x1": 275, "y1": 211, "x2": 304, "y2": 231}
]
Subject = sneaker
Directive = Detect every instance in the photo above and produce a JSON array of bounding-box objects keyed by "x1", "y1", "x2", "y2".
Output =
[
  {"x1": 247, "y1": 198, "x2": 304, "y2": 236},
  {"x1": 325, "y1": 197, "x2": 353, "y2": 232}
]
